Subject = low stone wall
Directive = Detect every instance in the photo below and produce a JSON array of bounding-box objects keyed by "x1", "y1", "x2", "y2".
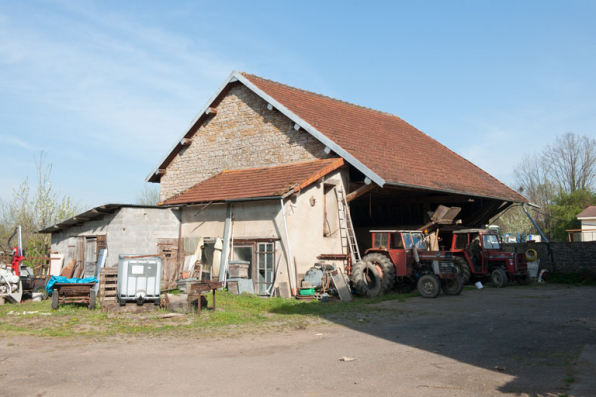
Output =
[{"x1": 503, "y1": 242, "x2": 596, "y2": 273}]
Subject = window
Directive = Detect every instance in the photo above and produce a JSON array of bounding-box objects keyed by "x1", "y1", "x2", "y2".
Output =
[
  {"x1": 373, "y1": 233, "x2": 389, "y2": 248},
  {"x1": 232, "y1": 240, "x2": 278, "y2": 296},
  {"x1": 411, "y1": 232, "x2": 427, "y2": 250},
  {"x1": 482, "y1": 234, "x2": 501, "y2": 249},
  {"x1": 257, "y1": 243, "x2": 275, "y2": 295},
  {"x1": 391, "y1": 233, "x2": 404, "y2": 249},
  {"x1": 454, "y1": 234, "x2": 468, "y2": 250},
  {"x1": 402, "y1": 233, "x2": 414, "y2": 249}
]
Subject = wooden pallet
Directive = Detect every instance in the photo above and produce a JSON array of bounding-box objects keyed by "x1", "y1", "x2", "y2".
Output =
[{"x1": 98, "y1": 267, "x2": 118, "y2": 304}]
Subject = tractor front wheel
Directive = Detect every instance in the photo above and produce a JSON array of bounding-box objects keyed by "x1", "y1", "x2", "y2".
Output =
[
  {"x1": 362, "y1": 253, "x2": 395, "y2": 293},
  {"x1": 491, "y1": 268, "x2": 508, "y2": 288},
  {"x1": 417, "y1": 275, "x2": 440, "y2": 298},
  {"x1": 350, "y1": 261, "x2": 382, "y2": 298},
  {"x1": 441, "y1": 276, "x2": 464, "y2": 295}
]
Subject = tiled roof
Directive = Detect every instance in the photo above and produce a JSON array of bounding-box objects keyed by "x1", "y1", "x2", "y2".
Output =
[
  {"x1": 164, "y1": 158, "x2": 344, "y2": 205},
  {"x1": 577, "y1": 206, "x2": 596, "y2": 218},
  {"x1": 241, "y1": 73, "x2": 526, "y2": 203}
]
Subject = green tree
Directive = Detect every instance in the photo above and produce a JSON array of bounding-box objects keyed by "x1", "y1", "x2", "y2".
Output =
[{"x1": 548, "y1": 189, "x2": 596, "y2": 241}]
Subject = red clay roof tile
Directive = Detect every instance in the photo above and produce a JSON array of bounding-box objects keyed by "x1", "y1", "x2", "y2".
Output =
[
  {"x1": 241, "y1": 73, "x2": 526, "y2": 203},
  {"x1": 164, "y1": 158, "x2": 344, "y2": 205}
]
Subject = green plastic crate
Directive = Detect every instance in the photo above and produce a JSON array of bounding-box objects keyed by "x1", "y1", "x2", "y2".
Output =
[{"x1": 299, "y1": 288, "x2": 315, "y2": 296}]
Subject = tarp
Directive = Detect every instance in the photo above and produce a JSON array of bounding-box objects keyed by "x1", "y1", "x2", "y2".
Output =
[{"x1": 46, "y1": 276, "x2": 98, "y2": 296}]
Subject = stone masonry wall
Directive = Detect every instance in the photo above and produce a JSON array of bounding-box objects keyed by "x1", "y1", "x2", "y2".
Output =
[
  {"x1": 160, "y1": 84, "x2": 329, "y2": 201},
  {"x1": 504, "y1": 242, "x2": 596, "y2": 272}
]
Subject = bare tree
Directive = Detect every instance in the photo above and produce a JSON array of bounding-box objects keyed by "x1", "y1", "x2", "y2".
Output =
[
  {"x1": 543, "y1": 132, "x2": 596, "y2": 192},
  {"x1": 0, "y1": 152, "x2": 80, "y2": 257},
  {"x1": 136, "y1": 184, "x2": 160, "y2": 206}
]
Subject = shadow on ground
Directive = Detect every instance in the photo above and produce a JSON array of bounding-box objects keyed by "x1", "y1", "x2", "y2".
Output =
[{"x1": 270, "y1": 284, "x2": 596, "y2": 396}]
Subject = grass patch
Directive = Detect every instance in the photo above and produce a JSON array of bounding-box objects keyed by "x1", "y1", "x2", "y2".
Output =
[{"x1": 0, "y1": 290, "x2": 417, "y2": 338}]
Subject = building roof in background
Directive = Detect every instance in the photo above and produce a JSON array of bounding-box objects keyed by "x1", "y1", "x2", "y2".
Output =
[
  {"x1": 163, "y1": 158, "x2": 344, "y2": 205},
  {"x1": 577, "y1": 206, "x2": 596, "y2": 219},
  {"x1": 38, "y1": 204, "x2": 168, "y2": 234},
  {"x1": 148, "y1": 71, "x2": 527, "y2": 203}
]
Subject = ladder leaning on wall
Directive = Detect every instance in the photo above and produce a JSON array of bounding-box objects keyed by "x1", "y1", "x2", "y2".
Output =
[{"x1": 336, "y1": 185, "x2": 361, "y2": 269}]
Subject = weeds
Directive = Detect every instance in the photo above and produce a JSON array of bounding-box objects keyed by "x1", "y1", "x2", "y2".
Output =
[{"x1": 0, "y1": 290, "x2": 416, "y2": 338}]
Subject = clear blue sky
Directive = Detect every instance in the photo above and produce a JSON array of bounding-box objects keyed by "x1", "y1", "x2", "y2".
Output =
[{"x1": 1, "y1": 0, "x2": 595, "y2": 209}]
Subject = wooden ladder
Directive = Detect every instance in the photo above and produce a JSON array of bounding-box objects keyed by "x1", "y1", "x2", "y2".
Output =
[{"x1": 336, "y1": 186, "x2": 361, "y2": 266}]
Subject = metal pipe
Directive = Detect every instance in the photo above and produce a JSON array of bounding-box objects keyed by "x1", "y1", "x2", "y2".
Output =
[
  {"x1": 280, "y1": 198, "x2": 297, "y2": 296},
  {"x1": 522, "y1": 204, "x2": 549, "y2": 244}
]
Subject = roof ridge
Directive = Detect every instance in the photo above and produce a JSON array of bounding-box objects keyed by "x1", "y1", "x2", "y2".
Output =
[{"x1": 240, "y1": 72, "x2": 406, "y2": 121}]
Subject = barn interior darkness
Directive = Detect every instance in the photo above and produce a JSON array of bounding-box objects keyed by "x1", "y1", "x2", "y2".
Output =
[{"x1": 347, "y1": 166, "x2": 511, "y2": 250}]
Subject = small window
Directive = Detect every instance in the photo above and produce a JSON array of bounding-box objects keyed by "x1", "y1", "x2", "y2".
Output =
[
  {"x1": 391, "y1": 233, "x2": 404, "y2": 249},
  {"x1": 411, "y1": 232, "x2": 427, "y2": 250},
  {"x1": 482, "y1": 234, "x2": 501, "y2": 249},
  {"x1": 454, "y1": 234, "x2": 468, "y2": 250},
  {"x1": 402, "y1": 233, "x2": 414, "y2": 249},
  {"x1": 373, "y1": 233, "x2": 389, "y2": 248}
]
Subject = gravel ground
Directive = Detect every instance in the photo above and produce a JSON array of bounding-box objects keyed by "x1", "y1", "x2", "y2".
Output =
[{"x1": 0, "y1": 284, "x2": 594, "y2": 397}]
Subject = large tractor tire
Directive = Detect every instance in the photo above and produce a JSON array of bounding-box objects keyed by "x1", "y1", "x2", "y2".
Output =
[
  {"x1": 362, "y1": 253, "x2": 396, "y2": 293},
  {"x1": 350, "y1": 261, "x2": 382, "y2": 298},
  {"x1": 417, "y1": 275, "x2": 440, "y2": 298},
  {"x1": 452, "y1": 256, "x2": 471, "y2": 284},
  {"x1": 441, "y1": 276, "x2": 464, "y2": 296},
  {"x1": 491, "y1": 268, "x2": 508, "y2": 288}
]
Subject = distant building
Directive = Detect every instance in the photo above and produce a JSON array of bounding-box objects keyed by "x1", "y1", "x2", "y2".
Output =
[{"x1": 574, "y1": 206, "x2": 596, "y2": 241}]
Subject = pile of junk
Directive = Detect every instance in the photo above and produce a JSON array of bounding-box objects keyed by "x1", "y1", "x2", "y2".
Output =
[
  {"x1": 0, "y1": 226, "x2": 49, "y2": 304},
  {"x1": 298, "y1": 262, "x2": 352, "y2": 302}
]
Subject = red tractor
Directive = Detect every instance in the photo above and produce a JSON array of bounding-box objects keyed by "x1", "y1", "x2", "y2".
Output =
[
  {"x1": 447, "y1": 229, "x2": 529, "y2": 287},
  {"x1": 350, "y1": 230, "x2": 463, "y2": 298}
]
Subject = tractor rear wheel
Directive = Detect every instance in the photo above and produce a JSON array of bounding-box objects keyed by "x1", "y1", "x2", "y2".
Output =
[
  {"x1": 452, "y1": 256, "x2": 471, "y2": 284},
  {"x1": 491, "y1": 268, "x2": 507, "y2": 288},
  {"x1": 350, "y1": 261, "x2": 382, "y2": 298},
  {"x1": 417, "y1": 275, "x2": 440, "y2": 298},
  {"x1": 441, "y1": 276, "x2": 463, "y2": 295},
  {"x1": 362, "y1": 253, "x2": 395, "y2": 293}
]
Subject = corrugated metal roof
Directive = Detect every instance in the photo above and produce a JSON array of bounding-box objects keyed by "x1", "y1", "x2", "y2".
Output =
[{"x1": 38, "y1": 204, "x2": 170, "y2": 234}]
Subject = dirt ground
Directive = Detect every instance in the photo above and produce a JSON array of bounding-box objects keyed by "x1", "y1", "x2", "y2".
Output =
[{"x1": 1, "y1": 284, "x2": 594, "y2": 397}]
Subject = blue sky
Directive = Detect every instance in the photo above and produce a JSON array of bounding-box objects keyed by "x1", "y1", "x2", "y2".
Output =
[{"x1": 1, "y1": 0, "x2": 595, "y2": 209}]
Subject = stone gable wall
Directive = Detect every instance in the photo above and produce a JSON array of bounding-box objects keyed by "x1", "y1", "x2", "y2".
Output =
[{"x1": 160, "y1": 84, "x2": 329, "y2": 201}]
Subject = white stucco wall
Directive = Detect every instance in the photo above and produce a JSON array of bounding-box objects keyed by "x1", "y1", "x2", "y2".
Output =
[
  {"x1": 180, "y1": 169, "x2": 350, "y2": 296},
  {"x1": 580, "y1": 219, "x2": 596, "y2": 241}
]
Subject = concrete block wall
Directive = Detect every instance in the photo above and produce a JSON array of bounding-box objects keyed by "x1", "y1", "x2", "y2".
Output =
[
  {"x1": 50, "y1": 207, "x2": 180, "y2": 268},
  {"x1": 504, "y1": 242, "x2": 596, "y2": 272},
  {"x1": 159, "y1": 84, "x2": 329, "y2": 202}
]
